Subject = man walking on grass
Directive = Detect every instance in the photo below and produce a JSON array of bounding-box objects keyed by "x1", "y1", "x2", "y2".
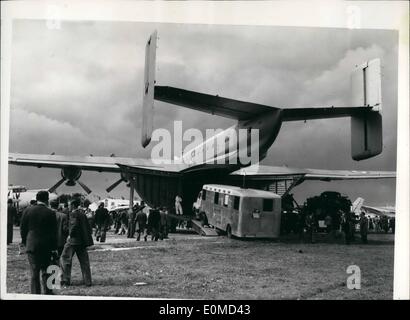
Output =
[
  {"x1": 60, "y1": 198, "x2": 94, "y2": 286},
  {"x1": 20, "y1": 191, "x2": 57, "y2": 294}
]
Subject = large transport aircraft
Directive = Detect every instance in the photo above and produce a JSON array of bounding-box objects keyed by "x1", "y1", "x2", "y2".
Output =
[{"x1": 8, "y1": 31, "x2": 395, "y2": 214}]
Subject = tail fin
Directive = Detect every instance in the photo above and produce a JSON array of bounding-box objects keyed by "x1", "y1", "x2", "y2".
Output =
[
  {"x1": 350, "y1": 59, "x2": 382, "y2": 160},
  {"x1": 351, "y1": 197, "x2": 364, "y2": 215},
  {"x1": 141, "y1": 31, "x2": 157, "y2": 148}
]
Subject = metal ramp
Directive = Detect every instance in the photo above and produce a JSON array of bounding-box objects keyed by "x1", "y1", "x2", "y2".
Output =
[
  {"x1": 167, "y1": 213, "x2": 219, "y2": 236},
  {"x1": 190, "y1": 219, "x2": 219, "y2": 237}
]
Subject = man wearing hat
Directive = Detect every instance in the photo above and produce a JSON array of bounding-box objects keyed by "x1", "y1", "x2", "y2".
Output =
[{"x1": 60, "y1": 197, "x2": 94, "y2": 286}]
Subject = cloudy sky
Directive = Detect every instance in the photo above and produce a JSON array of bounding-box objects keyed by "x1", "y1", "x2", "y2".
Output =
[{"x1": 7, "y1": 20, "x2": 398, "y2": 206}]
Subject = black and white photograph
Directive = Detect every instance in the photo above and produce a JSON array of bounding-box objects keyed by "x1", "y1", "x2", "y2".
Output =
[{"x1": 1, "y1": 1, "x2": 409, "y2": 302}]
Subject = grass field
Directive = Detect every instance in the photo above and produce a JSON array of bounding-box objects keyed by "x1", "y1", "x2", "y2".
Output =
[{"x1": 6, "y1": 229, "x2": 394, "y2": 299}]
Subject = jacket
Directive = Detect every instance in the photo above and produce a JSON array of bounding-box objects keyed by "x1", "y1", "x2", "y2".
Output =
[
  {"x1": 148, "y1": 209, "x2": 161, "y2": 229},
  {"x1": 94, "y1": 207, "x2": 110, "y2": 226},
  {"x1": 55, "y1": 210, "x2": 68, "y2": 248},
  {"x1": 136, "y1": 211, "x2": 147, "y2": 228},
  {"x1": 20, "y1": 203, "x2": 57, "y2": 253},
  {"x1": 68, "y1": 208, "x2": 94, "y2": 247},
  {"x1": 8, "y1": 204, "x2": 17, "y2": 226}
]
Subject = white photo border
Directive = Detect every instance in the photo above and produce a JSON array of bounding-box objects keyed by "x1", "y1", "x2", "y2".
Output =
[{"x1": 1, "y1": 0, "x2": 408, "y2": 300}]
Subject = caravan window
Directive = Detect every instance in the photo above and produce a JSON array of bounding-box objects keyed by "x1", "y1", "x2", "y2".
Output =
[
  {"x1": 214, "y1": 192, "x2": 219, "y2": 205},
  {"x1": 263, "y1": 199, "x2": 274, "y2": 211},
  {"x1": 202, "y1": 190, "x2": 206, "y2": 200},
  {"x1": 233, "y1": 196, "x2": 240, "y2": 210}
]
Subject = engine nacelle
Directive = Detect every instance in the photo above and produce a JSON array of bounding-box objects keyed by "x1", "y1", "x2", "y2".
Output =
[{"x1": 61, "y1": 167, "x2": 82, "y2": 186}]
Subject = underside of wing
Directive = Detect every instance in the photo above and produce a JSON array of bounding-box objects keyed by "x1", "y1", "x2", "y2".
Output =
[
  {"x1": 230, "y1": 164, "x2": 396, "y2": 181},
  {"x1": 8, "y1": 153, "x2": 170, "y2": 173}
]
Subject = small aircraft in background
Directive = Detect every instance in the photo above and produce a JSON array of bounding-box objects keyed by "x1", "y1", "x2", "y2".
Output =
[
  {"x1": 88, "y1": 198, "x2": 140, "y2": 212},
  {"x1": 7, "y1": 185, "x2": 58, "y2": 213},
  {"x1": 351, "y1": 196, "x2": 395, "y2": 218}
]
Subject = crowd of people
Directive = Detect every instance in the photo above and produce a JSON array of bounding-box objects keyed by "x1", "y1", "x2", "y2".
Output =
[
  {"x1": 281, "y1": 207, "x2": 395, "y2": 245},
  {"x1": 8, "y1": 191, "x2": 93, "y2": 294},
  {"x1": 7, "y1": 190, "x2": 395, "y2": 294},
  {"x1": 6, "y1": 191, "x2": 182, "y2": 295},
  {"x1": 87, "y1": 201, "x2": 173, "y2": 243}
]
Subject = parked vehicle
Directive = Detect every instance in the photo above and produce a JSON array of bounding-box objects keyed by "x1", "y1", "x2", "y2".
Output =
[{"x1": 193, "y1": 184, "x2": 281, "y2": 238}]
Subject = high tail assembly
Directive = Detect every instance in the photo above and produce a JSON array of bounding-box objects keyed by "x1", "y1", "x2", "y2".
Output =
[
  {"x1": 141, "y1": 30, "x2": 383, "y2": 161},
  {"x1": 350, "y1": 59, "x2": 382, "y2": 160}
]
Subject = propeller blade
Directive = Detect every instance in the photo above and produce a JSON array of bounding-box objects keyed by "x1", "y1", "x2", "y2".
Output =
[
  {"x1": 106, "y1": 178, "x2": 125, "y2": 193},
  {"x1": 48, "y1": 178, "x2": 66, "y2": 194},
  {"x1": 78, "y1": 180, "x2": 92, "y2": 194}
]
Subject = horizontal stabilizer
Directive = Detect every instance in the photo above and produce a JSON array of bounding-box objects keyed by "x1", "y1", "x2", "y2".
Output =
[
  {"x1": 282, "y1": 106, "x2": 372, "y2": 121},
  {"x1": 154, "y1": 86, "x2": 277, "y2": 120}
]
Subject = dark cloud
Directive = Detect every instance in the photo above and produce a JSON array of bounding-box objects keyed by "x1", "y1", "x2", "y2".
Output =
[{"x1": 8, "y1": 20, "x2": 397, "y2": 205}]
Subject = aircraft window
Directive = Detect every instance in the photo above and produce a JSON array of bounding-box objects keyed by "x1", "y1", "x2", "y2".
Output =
[
  {"x1": 223, "y1": 194, "x2": 229, "y2": 207},
  {"x1": 214, "y1": 192, "x2": 219, "y2": 205},
  {"x1": 202, "y1": 190, "x2": 206, "y2": 200},
  {"x1": 233, "y1": 196, "x2": 240, "y2": 210},
  {"x1": 263, "y1": 199, "x2": 274, "y2": 211}
]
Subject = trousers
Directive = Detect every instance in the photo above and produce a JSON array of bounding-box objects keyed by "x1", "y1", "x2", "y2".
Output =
[
  {"x1": 60, "y1": 243, "x2": 92, "y2": 286},
  {"x1": 27, "y1": 251, "x2": 53, "y2": 294}
]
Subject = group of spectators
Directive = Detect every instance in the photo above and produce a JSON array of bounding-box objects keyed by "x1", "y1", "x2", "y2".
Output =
[
  {"x1": 367, "y1": 215, "x2": 395, "y2": 233},
  {"x1": 8, "y1": 191, "x2": 93, "y2": 295},
  {"x1": 6, "y1": 192, "x2": 183, "y2": 295},
  {"x1": 281, "y1": 207, "x2": 383, "y2": 245},
  {"x1": 87, "y1": 201, "x2": 171, "y2": 243}
]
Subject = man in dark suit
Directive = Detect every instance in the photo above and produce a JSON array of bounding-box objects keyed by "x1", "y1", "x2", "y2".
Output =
[
  {"x1": 360, "y1": 212, "x2": 369, "y2": 244},
  {"x1": 7, "y1": 198, "x2": 17, "y2": 244},
  {"x1": 127, "y1": 205, "x2": 137, "y2": 238},
  {"x1": 60, "y1": 197, "x2": 94, "y2": 286},
  {"x1": 148, "y1": 207, "x2": 161, "y2": 241},
  {"x1": 159, "y1": 207, "x2": 168, "y2": 240},
  {"x1": 135, "y1": 201, "x2": 147, "y2": 241},
  {"x1": 94, "y1": 202, "x2": 110, "y2": 242},
  {"x1": 20, "y1": 191, "x2": 57, "y2": 294},
  {"x1": 50, "y1": 200, "x2": 68, "y2": 259}
]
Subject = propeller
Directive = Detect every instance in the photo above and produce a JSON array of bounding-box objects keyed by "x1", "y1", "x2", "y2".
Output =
[
  {"x1": 77, "y1": 180, "x2": 92, "y2": 194},
  {"x1": 47, "y1": 167, "x2": 93, "y2": 194},
  {"x1": 48, "y1": 177, "x2": 66, "y2": 193},
  {"x1": 106, "y1": 177, "x2": 126, "y2": 193}
]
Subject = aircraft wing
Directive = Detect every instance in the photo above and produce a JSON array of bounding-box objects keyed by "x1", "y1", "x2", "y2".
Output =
[
  {"x1": 362, "y1": 205, "x2": 395, "y2": 217},
  {"x1": 229, "y1": 165, "x2": 396, "y2": 181},
  {"x1": 7, "y1": 152, "x2": 184, "y2": 173},
  {"x1": 8, "y1": 152, "x2": 188, "y2": 193}
]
